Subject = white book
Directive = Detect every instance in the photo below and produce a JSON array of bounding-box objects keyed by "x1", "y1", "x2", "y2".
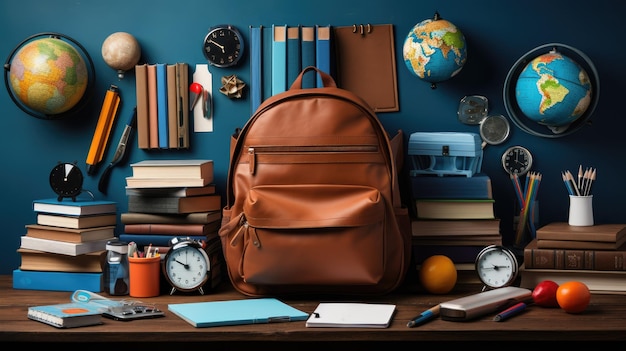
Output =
[
  {"x1": 305, "y1": 303, "x2": 396, "y2": 328},
  {"x1": 130, "y1": 159, "x2": 213, "y2": 180},
  {"x1": 20, "y1": 236, "x2": 114, "y2": 256}
]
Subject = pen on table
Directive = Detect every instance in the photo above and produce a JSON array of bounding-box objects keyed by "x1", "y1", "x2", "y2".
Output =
[
  {"x1": 407, "y1": 304, "x2": 440, "y2": 328},
  {"x1": 493, "y1": 301, "x2": 527, "y2": 322},
  {"x1": 86, "y1": 84, "x2": 121, "y2": 175}
]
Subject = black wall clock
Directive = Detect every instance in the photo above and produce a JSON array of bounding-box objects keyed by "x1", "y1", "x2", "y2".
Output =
[
  {"x1": 202, "y1": 25, "x2": 244, "y2": 68},
  {"x1": 49, "y1": 162, "x2": 84, "y2": 201}
]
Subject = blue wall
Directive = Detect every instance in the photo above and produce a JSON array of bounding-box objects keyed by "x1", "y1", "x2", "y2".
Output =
[{"x1": 1, "y1": 0, "x2": 623, "y2": 274}]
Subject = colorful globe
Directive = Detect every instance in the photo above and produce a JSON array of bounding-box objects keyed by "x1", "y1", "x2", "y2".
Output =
[
  {"x1": 403, "y1": 15, "x2": 467, "y2": 85},
  {"x1": 8, "y1": 37, "x2": 89, "y2": 115},
  {"x1": 515, "y1": 51, "x2": 592, "y2": 127}
]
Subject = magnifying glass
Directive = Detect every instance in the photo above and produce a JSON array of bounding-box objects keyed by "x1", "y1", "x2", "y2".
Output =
[{"x1": 479, "y1": 114, "x2": 511, "y2": 148}]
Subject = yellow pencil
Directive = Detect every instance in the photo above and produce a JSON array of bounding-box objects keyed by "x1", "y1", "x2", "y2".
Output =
[{"x1": 86, "y1": 85, "x2": 121, "y2": 175}]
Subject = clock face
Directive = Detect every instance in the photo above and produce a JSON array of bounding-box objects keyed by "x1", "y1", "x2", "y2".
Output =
[
  {"x1": 49, "y1": 162, "x2": 83, "y2": 201},
  {"x1": 203, "y1": 25, "x2": 244, "y2": 67},
  {"x1": 164, "y1": 244, "x2": 210, "y2": 293},
  {"x1": 501, "y1": 146, "x2": 533, "y2": 175},
  {"x1": 475, "y1": 245, "x2": 519, "y2": 289}
]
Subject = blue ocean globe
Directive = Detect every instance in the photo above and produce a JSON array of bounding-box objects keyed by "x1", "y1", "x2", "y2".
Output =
[
  {"x1": 515, "y1": 50, "x2": 592, "y2": 128},
  {"x1": 403, "y1": 12, "x2": 467, "y2": 88}
]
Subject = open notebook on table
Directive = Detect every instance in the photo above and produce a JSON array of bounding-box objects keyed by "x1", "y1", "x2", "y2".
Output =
[{"x1": 305, "y1": 302, "x2": 396, "y2": 328}]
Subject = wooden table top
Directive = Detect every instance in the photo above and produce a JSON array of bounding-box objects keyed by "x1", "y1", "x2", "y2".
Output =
[{"x1": 1, "y1": 274, "x2": 625, "y2": 346}]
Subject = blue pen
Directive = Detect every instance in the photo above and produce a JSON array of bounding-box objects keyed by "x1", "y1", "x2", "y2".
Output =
[
  {"x1": 493, "y1": 302, "x2": 527, "y2": 322},
  {"x1": 407, "y1": 304, "x2": 440, "y2": 328}
]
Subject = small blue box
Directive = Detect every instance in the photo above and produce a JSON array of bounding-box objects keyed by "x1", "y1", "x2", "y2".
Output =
[{"x1": 408, "y1": 132, "x2": 483, "y2": 177}]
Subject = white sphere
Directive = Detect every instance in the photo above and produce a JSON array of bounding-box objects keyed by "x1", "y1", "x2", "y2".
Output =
[{"x1": 101, "y1": 32, "x2": 141, "y2": 74}]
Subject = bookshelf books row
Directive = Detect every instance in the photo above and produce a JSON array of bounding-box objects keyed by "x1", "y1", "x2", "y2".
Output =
[
  {"x1": 535, "y1": 222, "x2": 626, "y2": 250},
  {"x1": 524, "y1": 239, "x2": 626, "y2": 271},
  {"x1": 135, "y1": 62, "x2": 190, "y2": 150}
]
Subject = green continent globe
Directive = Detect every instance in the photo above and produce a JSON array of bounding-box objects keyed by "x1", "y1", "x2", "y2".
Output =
[
  {"x1": 515, "y1": 51, "x2": 592, "y2": 127},
  {"x1": 9, "y1": 37, "x2": 88, "y2": 115},
  {"x1": 403, "y1": 18, "x2": 467, "y2": 83}
]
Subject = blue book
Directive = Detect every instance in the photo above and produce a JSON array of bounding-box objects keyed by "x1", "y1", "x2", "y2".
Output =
[
  {"x1": 300, "y1": 26, "x2": 316, "y2": 89},
  {"x1": 315, "y1": 25, "x2": 331, "y2": 87},
  {"x1": 250, "y1": 26, "x2": 262, "y2": 113},
  {"x1": 411, "y1": 173, "x2": 493, "y2": 200},
  {"x1": 286, "y1": 25, "x2": 301, "y2": 88},
  {"x1": 271, "y1": 24, "x2": 287, "y2": 95},
  {"x1": 168, "y1": 298, "x2": 309, "y2": 328},
  {"x1": 118, "y1": 233, "x2": 209, "y2": 247},
  {"x1": 262, "y1": 26, "x2": 273, "y2": 101},
  {"x1": 33, "y1": 198, "x2": 117, "y2": 216},
  {"x1": 156, "y1": 63, "x2": 168, "y2": 148},
  {"x1": 13, "y1": 269, "x2": 104, "y2": 292}
]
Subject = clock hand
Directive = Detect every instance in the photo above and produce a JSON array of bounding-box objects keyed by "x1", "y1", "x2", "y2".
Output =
[
  {"x1": 209, "y1": 39, "x2": 225, "y2": 53},
  {"x1": 174, "y1": 259, "x2": 189, "y2": 269}
]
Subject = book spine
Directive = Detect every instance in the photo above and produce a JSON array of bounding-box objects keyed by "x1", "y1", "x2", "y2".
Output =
[
  {"x1": 147, "y1": 64, "x2": 159, "y2": 149},
  {"x1": 13, "y1": 269, "x2": 104, "y2": 292},
  {"x1": 156, "y1": 63, "x2": 169, "y2": 149},
  {"x1": 262, "y1": 26, "x2": 273, "y2": 101},
  {"x1": 271, "y1": 24, "x2": 287, "y2": 95},
  {"x1": 176, "y1": 62, "x2": 190, "y2": 148},
  {"x1": 250, "y1": 25, "x2": 262, "y2": 112},
  {"x1": 315, "y1": 25, "x2": 331, "y2": 87},
  {"x1": 286, "y1": 25, "x2": 301, "y2": 88},
  {"x1": 135, "y1": 64, "x2": 150, "y2": 149},
  {"x1": 300, "y1": 26, "x2": 316, "y2": 89},
  {"x1": 166, "y1": 64, "x2": 178, "y2": 148},
  {"x1": 524, "y1": 246, "x2": 626, "y2": 270}
]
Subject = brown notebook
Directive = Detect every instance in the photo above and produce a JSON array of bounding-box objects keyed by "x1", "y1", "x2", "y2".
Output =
[{"x1": 333, "y1": 24, "x2": 399, "y2": 112}]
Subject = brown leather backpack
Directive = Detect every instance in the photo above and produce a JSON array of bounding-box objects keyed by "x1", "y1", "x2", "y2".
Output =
[{"x1": 218, "y1": 66, "x2": 411, "y2": 296}]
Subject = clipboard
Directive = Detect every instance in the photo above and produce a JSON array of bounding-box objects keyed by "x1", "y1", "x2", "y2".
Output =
[
  {"x1": 168, "y1": 298, "x2": 309, "y2": 328},
  {"x1": 333, "y1": 24, "x2": 399, "y2": 113}
]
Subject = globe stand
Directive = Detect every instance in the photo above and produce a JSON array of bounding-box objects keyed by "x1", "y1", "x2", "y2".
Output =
[
  {"x1": 3, "y1": 32, "x2": 96, "y2": 120},
  {"x1": 503, "y1": 43, "x2": 600, "y2": 138}
]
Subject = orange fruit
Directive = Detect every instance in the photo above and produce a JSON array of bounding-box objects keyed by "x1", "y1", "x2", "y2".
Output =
[
  {"x1": 556, "y1": 281, "x2": 591, "y2": 313},
  {"x1": 418, "y1": 255, "x2": 457, "y2": 294}
]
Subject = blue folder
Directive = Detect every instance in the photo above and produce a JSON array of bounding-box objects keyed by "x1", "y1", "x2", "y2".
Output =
[{"x1": 168, "y1": 298, "x2": 309, "y2": 328}]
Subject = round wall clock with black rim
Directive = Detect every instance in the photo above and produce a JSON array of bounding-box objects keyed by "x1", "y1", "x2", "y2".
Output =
[
  {"x1": 501, "y1": 145, "x2": 533, "y2": 176},
  {"x1": 49, "y1": 162, "x2": 84, "y2": 201},
  {"x1": 202, "y1": 25, "x2": 244, "y2": 68}
]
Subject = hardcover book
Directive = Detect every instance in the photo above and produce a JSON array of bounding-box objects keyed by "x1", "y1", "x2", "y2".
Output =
[
  {"x1": 120, "y1": 211, "x2": 221, "y2": 225},
  {"x1": 33, "y1": 198, "x2": 117, "y2": 216},
  {"x1": 123, "y1": 222, "x2": 220, "y2": 236},
  {"x1": 410, "y1": 173, "x2": 493, "y2": 200},
  {"x1": 25, "y1": 224, "x2": 116, "y2": 243},
  {"x1": 18, "y1": 248, "x2": 105, "y2": 273},
  {"x1": 36, "y1": 213, "x2": 117, "y2": 229},
  {"x1": 135, "y1": 63, "x2": 150, "y2": 149},
  {"x1": 118, "y1": 233, "x2": 212, "y2": 247},
  {"x1": 519, "y1": 265, "x2": 626, "y2": 294},
  {"x1": 124, "y1": 184, "x2": 216, "y2": 197},
  {"x1": 28, "y1": 301, "x2": 104, "y2": 328},
  {"x1": 536, "y1": 222, "x2": 626, "y2": 243},
  {"x1": 168, "y1": 298, "x2": 309, "y2": 328},
  {"x1": 125, "y1": 177, "x2": 210, "y2": 188},
  {"x1": 127, "y1": 194, "x2": 221, "y2": 214},
  {"x1": 411, "y1": 219, "x2": 501, "y2": 237},
  {"x1": 524, "y1": 238, "x2": 626, "y2": 271},
  {"x1": 130, "y1": 159, "x2": 214, "y2": 180},
  {"x1": 20, "y1": 236, "x2": 114, "y2": 256},
  {"x1": 415, "y1": 199, "x2": 496, "y2": 220},
  {"x1": 13, "y1": 269, "x2": 104, "y2": 292},
  {"x1": 536, "y1": 237, "x2": 626, "y2": 250}
]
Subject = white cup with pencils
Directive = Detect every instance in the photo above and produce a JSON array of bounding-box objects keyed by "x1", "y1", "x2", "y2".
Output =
[{"x1": 568, "y1": 195, "x2": 594, "y2": 226}]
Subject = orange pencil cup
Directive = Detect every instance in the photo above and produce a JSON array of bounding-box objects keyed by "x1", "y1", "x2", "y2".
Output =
[{"x1": 128, "y1": 256, "x2": 161, "y2": 298}]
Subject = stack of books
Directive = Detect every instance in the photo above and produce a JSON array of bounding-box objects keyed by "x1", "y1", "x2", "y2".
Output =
[
  {"x1": 120, "y1": 159, "x2": 222, "y2": 253},
  {"x1": 13, "y1": 198, "x2": 118, "y2": 292},
  {"x1": 410, "y1": 173, "x2": 502, "y2": 285},
  {"x1": 520, "y1": 222, "x2": 626, "y2": 294}
]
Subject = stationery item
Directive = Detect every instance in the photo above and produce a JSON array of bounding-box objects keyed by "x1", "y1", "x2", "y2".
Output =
[
  {"x1": 128, "y1": 255, "x2": 161, "y2": 298},
  {"x1": 130, "y1": 159, "x2": 214, "y2": 179},
  {"x1": 28, "y1": 301, "x2": 104, "y2": 328},
  {"x1": 120, "y1": 210, "x2": 221, "y2": 225},
  {"x1": 98, "y1": 107, "x2": 137, "y2": 194},
  {"x1": 407, "y1": 304, "x2": 439, "y2": 327},
  {"x1": 36, "y1": 213, "x2": 116, "y2": 229},
  {"x1": 127, "y1": 194, "x2": 221, "y2": 214},
  {"x1": 439, "y1": 286, "x2": 532, "y2": 321},
  {"x1": 192, "y1": 64, "x2": 213, "y2": 132},
  {"x1": 333, "y1": 24, "x2": 399, "y2": 112},
  {"x1": 523, "y1": 238, "x2": 626, "y2": 270},
  {"x1": 493, "y1": 301, "x2": 527, "y2": 322},
  {"x1": 156, "y1": 63, "x2": 168, "y2": 148},
  {"x1": 105, "y1": 240, "x2": 130, "y2": 296},
  {"x1": 25, "y1": 224, "x2": 116, "y2": 243},
  {"x1": 306, "y1": 302, "x2": 396, "y2": 328},
  {"x1": 415, "y1": 199, "x2": 496, "y2": 220},
  {"x1": 17, "y1": 248, "x2": 105, "y2": 273},
  {"x1": 86, "y1": 84, "x2": 121, "y2": 175},
  {"x1": 511, "y1": 171, "x2": 542, "y2": 245},
  {"x1": 568, "y1": 195, "x2": 594, "y2": 226},
  {"x1": 147, "y1": 63, "x2": 158, "y2": 148},
  {"x1": 13, "y1": 269, "x2": 104, "y2": 292},
  {"x1": 168, "y1": 298, "x2": 308, "y2": 328}
]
